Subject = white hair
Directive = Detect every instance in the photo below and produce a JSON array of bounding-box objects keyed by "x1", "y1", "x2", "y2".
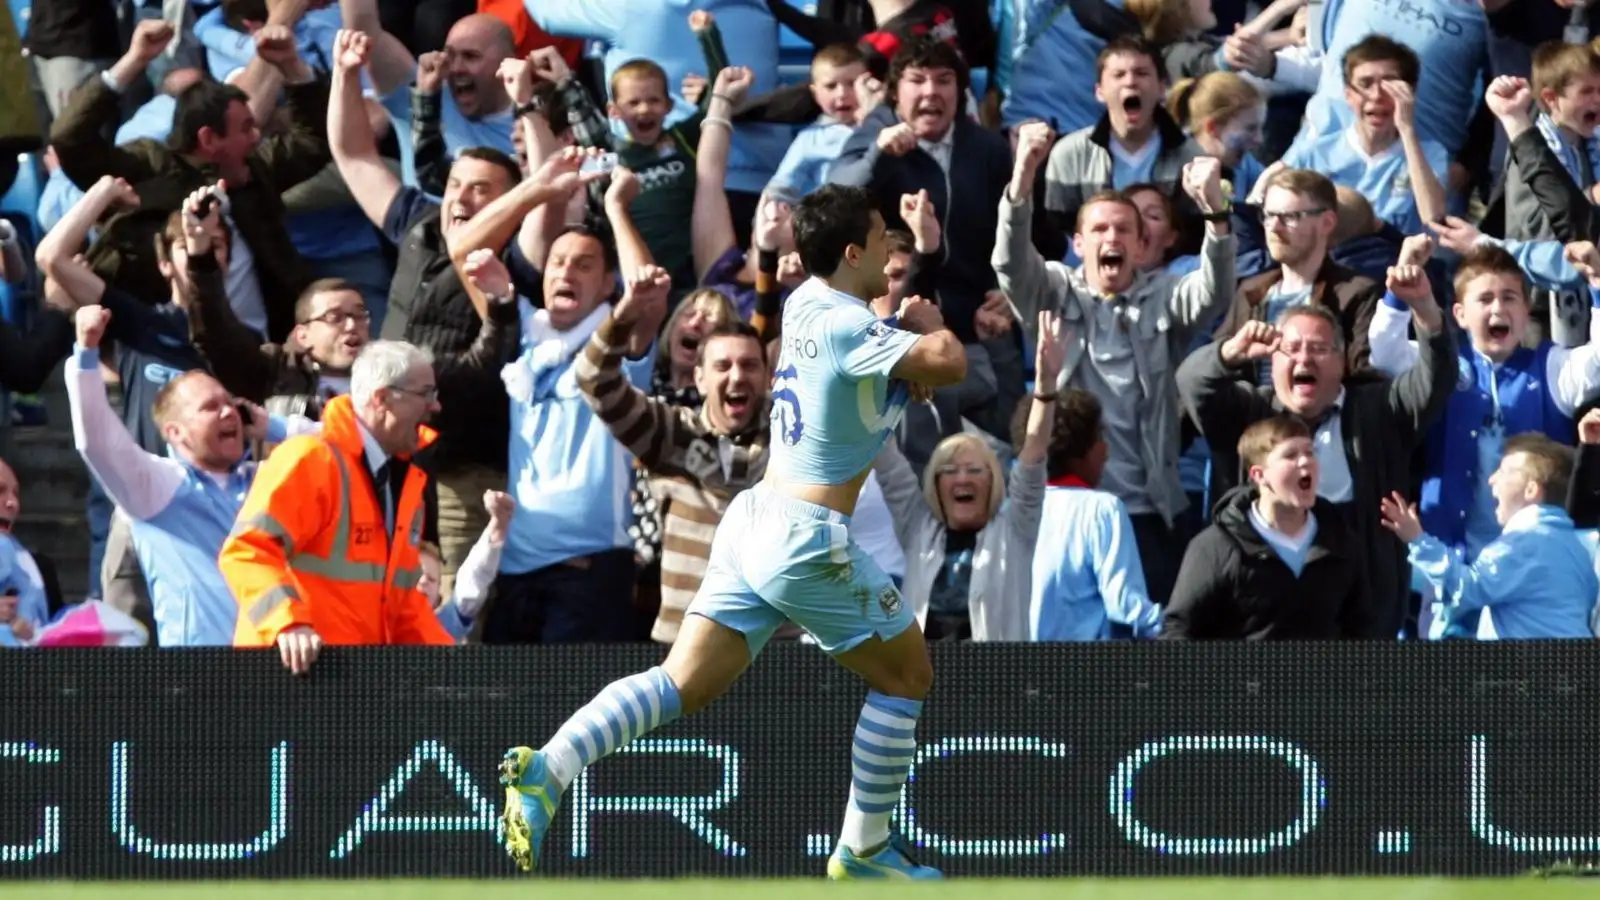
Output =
[{"x1": 350, "y1": 340, "x2": 435, "y2": 410}]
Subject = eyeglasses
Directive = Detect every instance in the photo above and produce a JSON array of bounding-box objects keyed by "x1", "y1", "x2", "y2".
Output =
[
  {"x1": 387, "y1": 384, "x2": 439, "y2": 403},
  {"x1": 1279, "y1": 340, "x2": 1336, "y2": 358},
  {"x1": 1261, "y1": 208, "x2": 1327, "y2": 228},
  {"x1": 303, "y1": 309, "x2": 371, "y2": 327},
  {"x1": 937, "y1": 464, "x2": 989, "y2": 478}
]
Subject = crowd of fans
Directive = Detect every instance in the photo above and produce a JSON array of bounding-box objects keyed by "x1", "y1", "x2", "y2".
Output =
[{"x1": 5, "y1": 0, "x2": 1600, "y2": 658}]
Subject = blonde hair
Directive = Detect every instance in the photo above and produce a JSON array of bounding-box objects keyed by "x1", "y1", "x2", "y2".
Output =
[
  {"x1": 921, "y1": 433, "x2": 1006, "y2": 526},
  {"x1": 656, "y1": 289, "x2": 740, "y2": 372},
  {"x1": 1124, "y1": 0, "x2": 1196, "y2": 45},
  {"x1": 1166, "y1": 72, "x2": 1262, "y2": 132}
]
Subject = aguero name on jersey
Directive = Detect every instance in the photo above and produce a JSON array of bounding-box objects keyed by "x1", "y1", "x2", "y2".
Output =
[{"x1": 769, "y1": 277, "x2": 922, "y2": 485}]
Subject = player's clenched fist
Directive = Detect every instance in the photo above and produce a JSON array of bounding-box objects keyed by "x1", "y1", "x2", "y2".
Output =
[
  {"x1": 897, "y1": 295, "x2": 945, "y2": 334},
  {"x1": 1220, "y1": 320, "x2": 1280, "y2": 367}
]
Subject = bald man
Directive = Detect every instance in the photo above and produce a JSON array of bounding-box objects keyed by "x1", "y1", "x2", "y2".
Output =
[{"x1": 339, "y1": 0, "x2": 518, "y2": 185}]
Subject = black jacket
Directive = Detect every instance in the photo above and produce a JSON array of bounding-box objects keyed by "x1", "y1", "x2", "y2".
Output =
[
  {"x1": 1177, "y1": 321, "x2": 1457, "y2": 637},
  {"x1": 829, "y1": 104, "x2": 1012, "y2": 343},
  {"x1": 1161, "y1": 488, "x2": 1374, "y2": 640}
]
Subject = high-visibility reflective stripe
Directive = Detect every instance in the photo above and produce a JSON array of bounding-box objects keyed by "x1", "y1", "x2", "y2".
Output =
[
  {"x1": 246, "y1": 583, "x2": 302, "y2": 627},
  {"x1": 392, "y1": 566, "x2": 423, "y2": 590},
  {"x1": 232, "y1": 511, "x2": 295, "y2": 555},
  {"x1": 282, "y1": 444, "x2": 422, "y2": 589}
]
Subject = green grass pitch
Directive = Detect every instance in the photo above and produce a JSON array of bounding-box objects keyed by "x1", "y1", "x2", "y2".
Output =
[{"x1": 6, "y1": 880, "x2": 1597, "y2": 900}]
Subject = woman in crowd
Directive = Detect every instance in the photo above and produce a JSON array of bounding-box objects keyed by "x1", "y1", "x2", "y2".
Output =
[{"x1": 870, "y1": 310, "x2": 1064, "y2": 641}]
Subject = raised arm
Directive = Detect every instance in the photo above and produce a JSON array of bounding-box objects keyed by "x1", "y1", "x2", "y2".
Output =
[
  {"x1": 410, "y1": 52, "x2": 450, "y2": 197},
  {"x1": 177, "y1": 185, "x2": 283, "y2": 402},
  {"x1": 328, "y1": 29, "x2": 402, "y2": 229},
  {"x1": 1168, "y1": 158, "x2": 1238, "y2": 336},
  {"x1": 602, "y1": 168, "x2": 655, "y2": 280},
  {"x1": 995, "y1": 122, "x2": 1073, "y2": 325},
  {"x1": 1380, "y1": 261, "x2": 1455, "y2": 443},
  {"x1": 870, "y1": 436, "x2": 940, "y2": 547},
  {"x1": 337, "y1": 0, "x2": 416, "y2": 97},
  {"x1": 1384, "y1": 81, "x2": 1446, "y2": 229},
  {"x1": 451, "y1": 146, "x2": 598, "y2": 318},
  {"x1": 1016, "y1": 312, "x2": 1065, "y2": 468},
  {"x1": 1177, "y1": 323, "x2": 1279, "y2": 455},
  {"x1": 65, "y1": 306, "x2": 187, "y2": 522},
  {"x1": 692, "y1": 65, "x2": 753, "y2": 282},
  {"x1": 572, "y1": 275, "x2": 704, "y2": 475},
  {"x1": 1492, "y1": 76, "x2": 1600, "y2": 243},
  {"x1": 50, "y1": 20, "x2": 173, "y2": 186},
  {"x1": 34, "y1": 175, "x2": 133, "y2": 306},
  {"x1": 444, "y1": 250, "x2": 529, "y2": 388}
]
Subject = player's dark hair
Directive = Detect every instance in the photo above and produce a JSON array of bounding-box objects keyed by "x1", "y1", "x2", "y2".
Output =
[{"x1": 793, "y1": 185, "x2": 877, "y2": 278}]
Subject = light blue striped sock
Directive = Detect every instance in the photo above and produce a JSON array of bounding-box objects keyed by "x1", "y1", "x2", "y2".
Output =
[
  {"x1": 540, "y1": 666, "x2": 683, "y2": 789},
  {"x1": 838, "y1": 690, "x2": 923, "y2": 854}
]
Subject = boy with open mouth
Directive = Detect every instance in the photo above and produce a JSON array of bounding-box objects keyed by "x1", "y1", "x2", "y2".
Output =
[
  {"x1": 1367, "y1": 239, "x2": 1600, "y2": 639},
  {"x1": 1162, "y1": 415, "x2": 1373, "y2": 640}
]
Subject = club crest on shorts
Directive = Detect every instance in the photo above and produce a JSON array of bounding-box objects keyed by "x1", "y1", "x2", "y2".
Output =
[{"x1": 878, "y1": 585, "x2": 903, "y2": 616}]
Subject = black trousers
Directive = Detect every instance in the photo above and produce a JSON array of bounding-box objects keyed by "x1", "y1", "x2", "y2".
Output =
[{"x1": 483, "y1": 549, "x2": 645, "y2": 644}]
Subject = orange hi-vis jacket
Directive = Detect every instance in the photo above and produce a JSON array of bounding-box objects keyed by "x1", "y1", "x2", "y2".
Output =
[{"x1": 221, "y1": 395, "x2": 454, "y2": 648}]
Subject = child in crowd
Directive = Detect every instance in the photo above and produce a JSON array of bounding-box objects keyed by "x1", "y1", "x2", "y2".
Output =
[
  {"x1": 1163, "y1": 416, "x2": 1372, "y2": 640},
  {"x1": 764, "y1": 43, "x2": 870, "y2": 203},
  {"x1": 1280, "y1": 35, "x2": 1448, "y2": 235},
  {"x1": 1368, "y1": 242, "x2": 1600, "y2": 637},
  {"x1": 428, "y1": 490, "x2": 515, "y2": 642},
  {"x1": 1029, "y1": 389, "x2": 1161, "y2": 641},
  {"x1": 1380, "y1": 434, "x2": 1597, "y2": 639}
]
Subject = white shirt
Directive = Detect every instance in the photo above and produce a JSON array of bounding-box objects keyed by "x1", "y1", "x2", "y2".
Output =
[
  {"x1": 1314, "y1": 388, "x2": 1355, "y2": 504},
  {"x1": 223, "y1": 215, "x2": 269, "y2": 338},
  {"x1": 917, "y1": 126, "x2": 955, "y2": 175}
]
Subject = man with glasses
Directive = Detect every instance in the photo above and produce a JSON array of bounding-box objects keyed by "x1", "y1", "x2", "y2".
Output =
[
  {"x1": 1216, "y1": 169, "x2": 1381, "y2": 381},
  {"x1": 1280, "y1": 36, "x2": 1450, "y2": 237},
  {"x1": 1178, "y1": 276, "x2": 1458, "y2": 638}
]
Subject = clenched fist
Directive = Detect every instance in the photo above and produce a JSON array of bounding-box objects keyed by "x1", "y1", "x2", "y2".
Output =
[
  {"x1": 1220, "y1": 320, "x2": 1280, "y2": 367},
  {"x1": 75, "y1": 304, "x2": 112, "y2": 350},
  {"x1": 417, "y1": 51, "x2": 445, "y2": 94},
  {"x1": 877, "y1": 122, "x2": 917, "y2": 157},
  {"x1": 1182, "y1": 156, "x2": 1226, "y2": 215}
]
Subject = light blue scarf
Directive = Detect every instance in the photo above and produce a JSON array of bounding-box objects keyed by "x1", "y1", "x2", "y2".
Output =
[{"x1": 1536, "y1": 113, "x2": 1600, "y2": 190}]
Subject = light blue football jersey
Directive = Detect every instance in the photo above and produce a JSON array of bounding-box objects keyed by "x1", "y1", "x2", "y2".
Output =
[{"x1": 769, "y1": 278, "x2": 921, "y2": 485}]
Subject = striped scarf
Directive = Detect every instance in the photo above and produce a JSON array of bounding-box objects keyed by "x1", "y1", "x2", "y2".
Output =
[{"x1": 1536, "y1": 113, "x2": 1600, "y2": 190}]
